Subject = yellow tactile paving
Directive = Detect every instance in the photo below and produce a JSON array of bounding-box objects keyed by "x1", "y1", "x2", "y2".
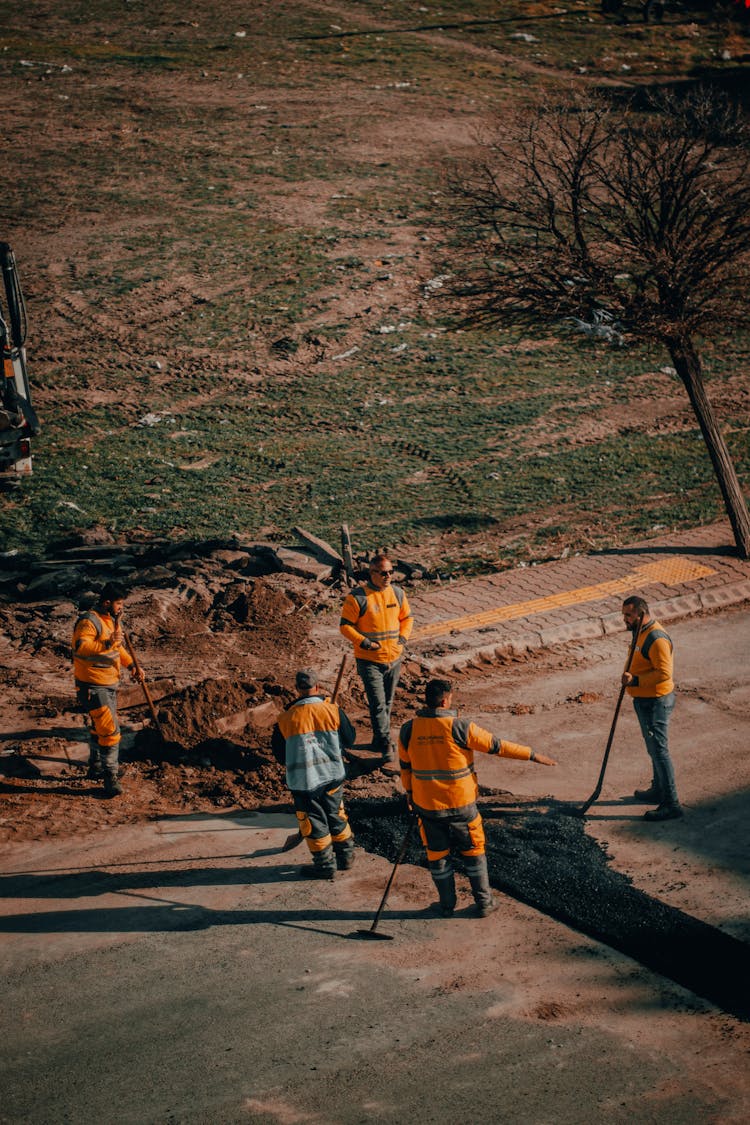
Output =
[{"x1": 416, "y1": 559, "x2": 716, "y2": 641}]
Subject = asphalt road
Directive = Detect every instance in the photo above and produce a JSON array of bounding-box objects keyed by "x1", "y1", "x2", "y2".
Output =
[{"x1": 1, "y1": 607, "x2": 748, "y2": 1124}]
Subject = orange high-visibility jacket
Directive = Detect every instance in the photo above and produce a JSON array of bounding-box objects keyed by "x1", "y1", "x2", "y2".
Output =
[
  {"x1": 399, "y1": 708, "x2": 531, "y2": 816},
  {"x1": 340, "y1": 582, "x2": 413, "y2": 664},
  {"x1": 626, "y1": 619, "x2": 674, "y2": 698},
  {"x1": 274, "y1": 695, "x2": 350, "y2": 793},
  {"x1": 72, "y1": 610, "x2": 133, "y2": 686}
]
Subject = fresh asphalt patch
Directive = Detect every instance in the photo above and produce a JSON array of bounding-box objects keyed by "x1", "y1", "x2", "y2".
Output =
[{"x1": 348, "y1": 796, "x2": 750, "y2": 1022}]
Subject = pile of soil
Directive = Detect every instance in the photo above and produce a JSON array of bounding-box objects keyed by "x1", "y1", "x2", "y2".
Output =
[
  {"x1": 135, "y1": 676, "x2": 286, "y2": 752},
  {"x1": 0, "y1": 552, "x2": 413, "y2": 845}
]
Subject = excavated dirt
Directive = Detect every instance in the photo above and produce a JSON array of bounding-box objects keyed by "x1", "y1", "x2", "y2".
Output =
[{"x1": 0, "y1": 549, "x2": 425, "y2": 843}]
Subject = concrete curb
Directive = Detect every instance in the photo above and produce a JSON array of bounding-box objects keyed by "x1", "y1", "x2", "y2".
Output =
[{"x1": 414, "y1": 572, "x2": 750, "y2": 674}]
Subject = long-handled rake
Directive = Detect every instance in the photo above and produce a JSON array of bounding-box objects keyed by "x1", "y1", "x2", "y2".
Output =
[{"x1": 349, "y1": 816, "x2": 416, "y2": 941}]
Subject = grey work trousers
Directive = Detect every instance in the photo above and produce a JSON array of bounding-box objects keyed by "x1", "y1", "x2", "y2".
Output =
[
  {"x1": 356, "y1": 656, "x2": 402, "y2": 752},
  {"x1": 76, "y1": 681, "x2": 121, "y2": 777}
]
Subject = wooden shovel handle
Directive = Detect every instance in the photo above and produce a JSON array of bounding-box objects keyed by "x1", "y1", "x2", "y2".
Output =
[
  {"x1": 122, "y1": 630, "x2": 162, "y2": 733},
  {"x1": 331, "y1": 653, "x2": 348, "y2": 703}
]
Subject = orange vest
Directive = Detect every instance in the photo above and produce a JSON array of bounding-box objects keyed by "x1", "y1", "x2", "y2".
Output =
[
  {"x1": 339, "y1": 582, "x2": 413, "y2": 663},
  {"x1": 399, "y1": 708, "x2": 531, "y2": 815},
  {"x1": 72, "y1": 610, "x2": 132, "y2": 686},
  {"x1": 626, "y1": 619, "x2": 674, "y2": 698},
  {"x1": 276, "y1": 696, "x2": 346, "y2": 791}
]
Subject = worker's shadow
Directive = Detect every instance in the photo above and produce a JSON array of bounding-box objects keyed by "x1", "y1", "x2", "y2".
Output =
[
  {"x1": 0, "y1": 853, "x2": 432, "y2": 938},
  {"x1": 0, "y1": 859, "x2": 310, "y2": 902},
  {"x1": 0, "y1": 896, "x2": 427, "y2": 940},
  {"x1": 0, "y1": 726, "x2": 83, "y2": 742},
  {"x1": 0, "y1": 779, "x2": 87, "y2": 797}
]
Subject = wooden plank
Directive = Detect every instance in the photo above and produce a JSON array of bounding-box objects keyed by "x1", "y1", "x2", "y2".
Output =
[{"x1": 292, "y1": 526, "x2": 344, "y2": 567}]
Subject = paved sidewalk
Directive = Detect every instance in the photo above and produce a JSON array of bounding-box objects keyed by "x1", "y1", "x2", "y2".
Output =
[{"x1": 408, "y1": 521, "x2": 750, "y2": 671}]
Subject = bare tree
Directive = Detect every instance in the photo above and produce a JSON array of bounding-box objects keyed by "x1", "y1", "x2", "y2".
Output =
[{"x1": 438, "y1": 88, "x2": 750, "y2": 557}]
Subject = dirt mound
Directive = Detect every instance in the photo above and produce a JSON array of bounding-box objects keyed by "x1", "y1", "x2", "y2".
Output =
[
  {"x1": 214, "y1": 580, "x2": 296, "y2": 628},
  {"x1": 137, "y1": 676, "x2": 287, "y2": 752},
  {"x1": 0, "y1": 547, "x2": 339, "y2": 843}
]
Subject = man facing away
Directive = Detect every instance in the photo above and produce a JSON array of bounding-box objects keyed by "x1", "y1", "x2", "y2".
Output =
[
  {"x1": 339, "y1": 551, "x2": 413, "y2": 763},
  {"x1": 622, "y1": 595, "x2": 683, "y2": 821},
  {"x1": 72, "y1": 581, "x2": 143, "y2": 797},
  {"x1": 272, "y1": 668, "x2": 357, "y2": 879},
  {"x1": 398, "y1": 678, "x2": 556, "y2": 918}
]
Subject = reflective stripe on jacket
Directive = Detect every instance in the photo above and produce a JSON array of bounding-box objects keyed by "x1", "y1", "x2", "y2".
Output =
[
  {"x1": 275, "y1": 695, "x2": 348, "y2": 793},
  {"x1": 72, "y1": 611, "x2": 132, "y2": 686},
  {"x1": 398, "y1": 708, "x2": 531, "y2": 816},
  {"x1": 626, "y1": 619, "x2": 674, "y2": 698},
  {"x1": 339, "y1": 582, "x2": 413, "y2": 664}
]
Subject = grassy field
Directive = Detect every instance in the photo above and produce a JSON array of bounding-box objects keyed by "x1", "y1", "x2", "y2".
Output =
[{"x1": 1, "y1": 0, "x2": 748, "y2": 570}]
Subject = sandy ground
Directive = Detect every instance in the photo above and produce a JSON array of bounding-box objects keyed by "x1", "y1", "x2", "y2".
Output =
[{"x1": 1, "y1": 599, "x2": 748, "y2": 1123}]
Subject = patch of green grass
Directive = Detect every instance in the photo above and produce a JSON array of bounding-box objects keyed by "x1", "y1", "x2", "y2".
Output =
[
  {"x1": 3, "y1": 1, "x2": 749, "y2": 569},
  {"x1": 8, "y1": 319, "x2": 748, "y2": 563}
]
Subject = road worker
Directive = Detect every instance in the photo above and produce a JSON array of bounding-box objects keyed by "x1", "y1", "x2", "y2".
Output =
[
  {"x1": 272, "y1": 668, "x2": 357, "y2": 879},
  {"x1": 622, "y1": 595, "x2": 682, "y2": 821},
  {"x1": 398, "y1": 678, "x2": 556, "y2": 917},
  {"x1": 339, "y1": 552, "x2": 413, "y2": 763},
  {"x1": 72, "y1": 581, "x2": 143, "y2": 797}
]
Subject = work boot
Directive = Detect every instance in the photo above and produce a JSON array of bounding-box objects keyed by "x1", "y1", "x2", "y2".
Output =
[
  {"x1": 465, "y1": 855, "x2": 494, "y2": 916},
  {"x1": 644, "y1": 803, "x2": 684, "y2": 822},
  {"x1": 373, "y1": 740, "x2": 393, "y2": 762},
  {"x1": 335, "y1": 845, "x2": 356, "y2": 871},
  {"x1": 474, "y1": 897, "x2": 499, "y2": 919},
  {"x1": 103, "y1": 773, "x2": 122, "y2": 798},
  {"x1": 302, "y1": 841, "x2": 336, "y2": 879},
  {"x1": 633, "y1": 785, "x2": 661, "y2": 802},
  {"x1": 428, "y1": 857, "x2": 457, "y2": 917}
]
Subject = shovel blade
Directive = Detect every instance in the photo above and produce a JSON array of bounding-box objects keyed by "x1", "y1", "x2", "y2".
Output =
[
  {"x1": 349, "y1": 928, "x2": 394, "y2": 941},
  {"x1": 281, "y1": 831, "x2": 303, "y2": 852}
]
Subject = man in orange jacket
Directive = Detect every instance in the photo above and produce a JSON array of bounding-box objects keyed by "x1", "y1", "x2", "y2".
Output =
[
  {"x1": 622, "y1": 595, "x2": 682, "y2": 821},
  {"x1": 72, "y1": 582, "x2": 143, "y2": 797},
  {"x1": 399, "y1": 678, "x2": 556, "y2": 918},
  {"x1": 339, "y1": 552, "x2": 413, "y2": 763}
]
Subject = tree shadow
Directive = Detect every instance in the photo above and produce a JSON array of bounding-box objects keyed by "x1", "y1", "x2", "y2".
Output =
[
  {"x1": 409, "y1": 513, "x2": 498, "y2": 532},
  {"x1": 602, "y1": 67, "x2": 750, "y2": 113},
  {"x1": 591, "y1": 543, "x2": 738, "y2": 558},
  {"x1": 0, "y1": 861, "x2": 301, "y2": 901}
]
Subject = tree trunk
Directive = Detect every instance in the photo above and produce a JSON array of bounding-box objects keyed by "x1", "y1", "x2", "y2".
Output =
[{"x1": 668, "y1": 336, "x2": 750, "y2": 559}]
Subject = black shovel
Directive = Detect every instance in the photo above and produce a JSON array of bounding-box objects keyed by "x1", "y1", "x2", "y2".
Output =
[
  {"x1": 350, "y1": 817, "x2": 416, "y2": 941},
  {"x1": 571, "y1": 611, "x2": 643, "y2": 818}
]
